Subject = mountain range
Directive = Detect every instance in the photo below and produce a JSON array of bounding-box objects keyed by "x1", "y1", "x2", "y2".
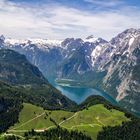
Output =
[{"x1": 0, "y1": 28, "x2": 140, "y2": 114}]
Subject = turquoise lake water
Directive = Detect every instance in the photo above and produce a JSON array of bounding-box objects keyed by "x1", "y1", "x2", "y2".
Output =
[{"x1": 49, "y1": 78, "x2": 117, "y2": 105}]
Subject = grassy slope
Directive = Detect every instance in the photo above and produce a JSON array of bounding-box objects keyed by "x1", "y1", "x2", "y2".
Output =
[
  {"x1": 7, "y1": 103, "x2": 129, "y2": 140},
  {"x1": 62, "y1": 105, "x2": 128, "y2": 139},
  {"x1": 9, "y1": 103, "x2": 74, "y2": 131}
]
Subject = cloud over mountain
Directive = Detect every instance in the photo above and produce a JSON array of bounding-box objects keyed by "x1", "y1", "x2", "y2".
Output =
[{"x1": 0, "y1": 0, "x2": 140, "y2": 40}]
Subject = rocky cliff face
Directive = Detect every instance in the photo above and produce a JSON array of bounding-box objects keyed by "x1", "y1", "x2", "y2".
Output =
[{"x1": 101, "y1": 29, "x2": 140, "y2": 112}]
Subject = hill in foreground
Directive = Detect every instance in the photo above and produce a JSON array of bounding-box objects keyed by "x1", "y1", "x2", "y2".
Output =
[
  {"x1": 0, "y1": 49, "x2": 76, "y2": 134},
  {"x1": 6, "y1": 102, "x2": 129, "y2": 140}
]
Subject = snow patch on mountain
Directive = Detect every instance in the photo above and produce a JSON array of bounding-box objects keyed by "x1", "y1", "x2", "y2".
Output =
[
  {"x1": 129, "y1": 37, "x2": 135, "y2": 46},
  {"x1": 5, "y1": 39, "x2": 28, "y2": 45},
  {"x1": 91, "y1": 45, "x2": 102, "y2": 66}
]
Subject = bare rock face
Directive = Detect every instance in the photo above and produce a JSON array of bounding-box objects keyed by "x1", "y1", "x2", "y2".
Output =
[{"x1": 100, "y1": 29, "x2": 140, "y2": 113}]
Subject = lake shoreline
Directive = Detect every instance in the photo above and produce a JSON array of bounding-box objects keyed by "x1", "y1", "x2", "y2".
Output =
[{"x1": 49, "y1": 78, "x2": 118, "y2": 105}]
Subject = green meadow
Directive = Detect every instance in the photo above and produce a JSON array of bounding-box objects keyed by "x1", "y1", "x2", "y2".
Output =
[{"x1": 6, "y1": 103, "x2": 129, "y2": 139}]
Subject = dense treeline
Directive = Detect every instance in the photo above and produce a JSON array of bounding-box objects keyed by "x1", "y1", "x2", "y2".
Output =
[
  {"x1": 3, "y1": 135, "x2": 20, "y2": 140},
  {"x1": 0, "y1": 81, "x2": 76, "y2": 111},
  {"x1": 97, "y1": 118, "x2": 140, "y2": 140},
  {"x1": 24, "y1": 127, "x2": 92, "y2": 140},
  {"x1": 0, "y1": 97, "x2": 23, "y2": 133}
]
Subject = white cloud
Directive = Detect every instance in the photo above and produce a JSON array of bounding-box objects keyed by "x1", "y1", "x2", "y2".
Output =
[
  {"x1": 0, "y1": 0, "x2": 140, "y2": 40},
  {"x1": 84, "y1": 0, "x2": 123, "y2": 7}
]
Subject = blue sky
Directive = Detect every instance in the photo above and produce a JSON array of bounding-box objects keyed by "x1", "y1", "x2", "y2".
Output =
[{"x1": 0, "y1": 0, "x2": 140, "y2": 40}]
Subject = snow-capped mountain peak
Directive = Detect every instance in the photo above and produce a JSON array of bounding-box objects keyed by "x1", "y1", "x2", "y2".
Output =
[
  {"x1": 84, "y1": 35, "x2": 108, "y2": 45},
  {"x1": 5, "y1": 38, "x2": 62, "y2": 47},
  {"x1": 5, "y1": 39, "x2": 29, "y2": 45},
  {"x1": 29, "y1": 39, "x2": 62, "y2": 46},
  {"x1": 109, "y1": 28, "x2": 140, "y2": 58},
  {"x1": 111, "y1": 28, "x2": 140, "y2": 46}
]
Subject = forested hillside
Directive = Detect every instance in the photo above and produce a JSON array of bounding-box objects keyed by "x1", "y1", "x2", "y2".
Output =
[
  {"x1": 0, "y1": 97, "x2": 23, "y2": 133},
  {"x1": 0, "y1": 49, "x2": 47, "y2": 85}
]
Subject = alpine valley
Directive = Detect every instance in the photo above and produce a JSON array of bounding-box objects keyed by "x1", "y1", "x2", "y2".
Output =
[
  {"x1": 1, "y1": 28, "x2": 140, "y2": 114},
  {"x1": 0, "y1": 28, "x2": 140, "y2": 140}
]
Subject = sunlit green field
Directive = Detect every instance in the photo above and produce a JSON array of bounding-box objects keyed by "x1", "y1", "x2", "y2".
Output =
[{"x1": 7, "y1": 103, "x2": 129, "y2": 139}]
